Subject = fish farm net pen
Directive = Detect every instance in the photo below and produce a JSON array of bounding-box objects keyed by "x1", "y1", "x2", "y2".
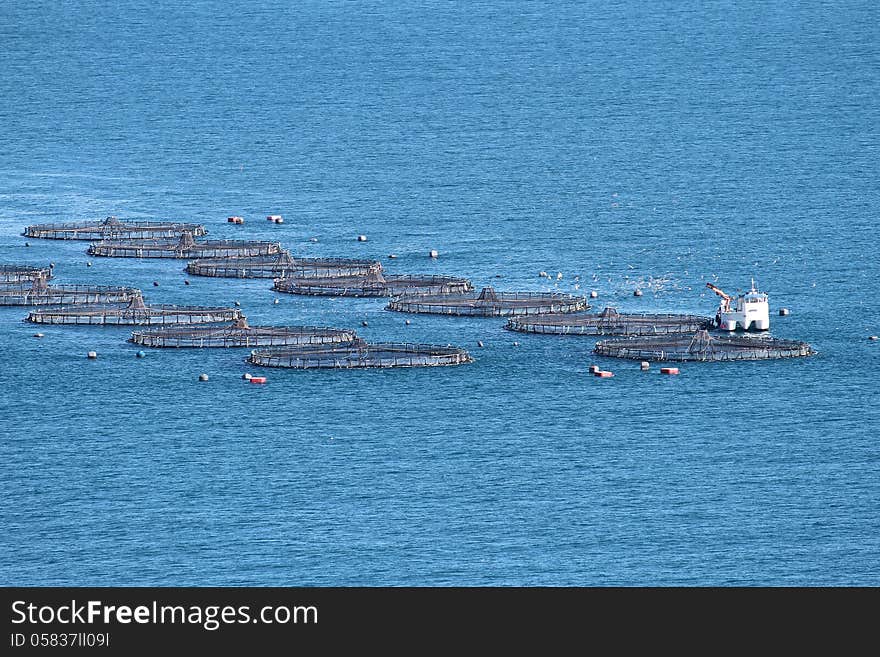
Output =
[
  {"x1": 23, "y1": 216, "x2": 207, "y2": 240},
  {"x1": 0, "y1": 264, "x2": 53, "y2": 283},
  {"x1": 0, "y1": 283, "x2": 141, "y2": 306},
  {"x1": 87, "y1": 232, "x2": 282, "y2": 259},
  {"x1": 273, "y1": 273, "x2": 473, "y2": 297},
  {"x1": 27, "y1": 299, "x2": 243, "y2": 326},
  {"x1": 131, "y1": 322, "x2": 359, "y2": 348},
  {"x1": 507, "y1": 307, "x2": 714, "y2": 336},
  {"x1": 186, "y1": 253, "x2": 383, "y2": 279},
  {"x1": 386, "y1": 286, "x2": 589, "y2": 316},
  {"x1": 248, "y1": 341, "x2": 473, "y2": 369},
  {"x1": 593, "y1": 330, "x2": 816, "y2": 361}
]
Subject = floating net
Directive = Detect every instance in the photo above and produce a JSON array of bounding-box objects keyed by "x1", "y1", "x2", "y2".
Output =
[
  {"x1": 130, "y1": 319, "x2": 358, "y2": 348},
  {"x1": 87, "y1": 231, "x2": 281, "y2": 259},
  {"x1": 274, "y1": 271, "x2": 473, "y2": 297},
  {"x1": 594, "y1": 330, "x2": 816, "y2": 361},
  {"x1": 23, "y1": 216, "x2": 207, "y2": 240},
  {"x1": 26, "y1": 296, "x2": 242, "y2": 325},
  {"x1": 507, "y1": 307, "x2": 713, "y2": 336},
  {"x1": 0, "y1": 264, "x2": 53, "y2": 283},
  {"x1": 0, "y1": 276, "x2": 140, "y2": 306},
  {"x1": 185, "y1": 252, "x2": 382, "y2": 279},
  {"x1": 248, "y1": 340, "x2": 473, "y2": 369},
  {"x1": 386, "y1": 286, "x2": 588, "y2": 316}
]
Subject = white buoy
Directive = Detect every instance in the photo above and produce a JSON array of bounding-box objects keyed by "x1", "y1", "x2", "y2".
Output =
[
  {"x1": 242, "y1": 373, "x2": 253, "y2": 380},
  {"x1": 634, "y1": 289, "x2": 643, "y2": 297},
  {"x1": 86, "y1": 261, "x2": 92, "y2": 267},
  {"x1": 640, "y1": 361, "x2": 650, "y2": 371},
  {"x1": 556, "y1": 272, "x2": 563, "y2": 280},
  {"x1": 33, "y1": 333, "x2": 44, "y2": 338},
  {"x1": 362, "y1": 320, "x2": 368, "y2": 327},
  {"x1": 590, "y1": 291, "x2": 598, "y2": 299},
  {"x1": 389, "y1": 254, "x2": 397, "y2": 259},
  {"x1": 357, "y1": 235, "x2": 367, "y2": 242},
  {"x1": 429, "y1": 250, "x2": 439, "y2": 258},
  {"x1": 477, "y1": 341, "x2": 484, "y2": 348},
  {"x1": 273, "y1": 298, "x2": 279, "y2": 304},
  {"x1": 405, "y1": 320, "x2": 411, "y2": 325},
  {"x1": 25, "y1": 242, "x2": 30, "y2": 247},
  {"x1": 588, "y1": 364, "x2": 599, "y2": 374},
  {"x1": 513, "y1": 341, "x2": 519, "y2": 346},
  {"x1": 198, "y1": 373, "x2": 209, "y2": 381},
  {"x1": 779, "y1": 308, "x2": 790, "y2": 316},
  {"x1": 869, "y1": 335, "x2": 878, "y2": 341},
  {"x1": 310, "y1": 237, "x2": 319, "y2": 243},
  {"x1": 234, "y1": 301, "x2": 241, "y2": 307},
  {"x1": 136, "y1": 351, "x2": 146, "y2": 358},
  {"x1": 87, "y1": 351, "x2": 97, "y2": 359}
]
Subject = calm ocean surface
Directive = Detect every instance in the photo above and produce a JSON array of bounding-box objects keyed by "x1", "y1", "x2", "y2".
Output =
[{"x1": 1, "y1": 1, "x2": 877, "y2": 585}]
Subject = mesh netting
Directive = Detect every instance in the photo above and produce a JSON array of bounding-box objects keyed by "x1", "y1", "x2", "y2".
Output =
[
  {"x1": 386, "y1": 286, "x2": 588, "y2": 316},
  {"x1": 594, "y1": 330, "x2": 816, "y2": 361}
]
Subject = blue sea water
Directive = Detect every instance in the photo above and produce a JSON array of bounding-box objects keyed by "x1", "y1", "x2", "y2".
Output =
[{"x1": 0, "y1": 0, "x2": 878, "y2": 585}]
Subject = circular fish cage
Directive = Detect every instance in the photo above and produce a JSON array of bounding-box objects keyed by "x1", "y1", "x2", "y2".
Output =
[
  {"x1": 386, "y1": 286, "x2": 588, "y2": 316},
  {"x1": 185, "y1": 252, "x2": 382, "y2": 279},
  {"x1": 26, "y1": 297, "x2": 242, "y2": 325},
  {"x1": 0, "y1": 281, "x2": 140, "y2": 306},
  {"x1": 593, "y1": 330, "x2": 816, "y2": 362},
  {"x1": 507, "y1": 307, "x2": 713, "y2": 336},
  {"x1": 248, "y1": 340, "x2": 473, "y2": 369},
  {"x1": 23, "y1": 216, "x2": 207, "y2": 240},
  {"x1": 273, "y1": 271, "x2": 473, "y2": 297},
  {"x1": 0, "y1": 264, "x2": 53, "y2": 283},
  {"x1": 130, "y1": 319, "x2": 358, "y2": 348},
  {"x1": 87, "y1": 231, "x2": 281, "y2": 259}
]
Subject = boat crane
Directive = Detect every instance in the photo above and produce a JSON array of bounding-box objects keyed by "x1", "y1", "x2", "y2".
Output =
[{"x1": 706, "y1": 279, "x2": 770, "y2": 331}]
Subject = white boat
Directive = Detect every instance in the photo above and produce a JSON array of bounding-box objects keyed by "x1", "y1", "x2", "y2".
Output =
[{"x1": 706, "y1": 279, "x2": 770, "y2": 331}]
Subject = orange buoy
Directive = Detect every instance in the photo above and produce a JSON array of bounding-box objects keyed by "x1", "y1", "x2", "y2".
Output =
[
  {"x1": 250, "y1": 376, "x2": 267, "y2": 384},
  {"x1": 660, "y1": 367, "x2": 680, "y2": 375}
]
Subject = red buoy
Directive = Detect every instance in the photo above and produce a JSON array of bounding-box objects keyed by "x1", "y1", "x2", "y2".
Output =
[
  {"x1": 250, "y1": 376, "x2": 267, "y2": 384},
  {"x1": 660, "y1": 367, "x2": 680, "y2": 375},
  {"x1": 594, "y1": 370, "x2": 613, "y2": 378}
]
